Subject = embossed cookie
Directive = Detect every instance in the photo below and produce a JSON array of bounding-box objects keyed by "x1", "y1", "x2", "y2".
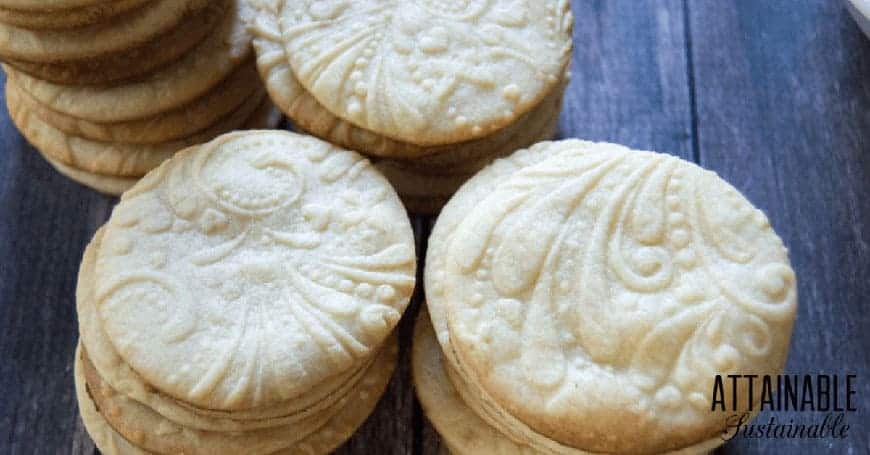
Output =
[
  {"x1": 426, "y1": 140, "x2": 798, "y2": 454},
  {"x1": 252, "y1": 0, "x2": 571, "y2": 145},
  {"x1": 251, "y1": 6, "x2": 570, "y2": 159},
  {"x1": 91, "y1": 130, "x2": 415, "y2": 411},
  {"x1": 78, "y1": 228, "x2": 374, "y2": 432},
  {"x1": 9, "y1": 0, "x2": 254, "y2": 123}
]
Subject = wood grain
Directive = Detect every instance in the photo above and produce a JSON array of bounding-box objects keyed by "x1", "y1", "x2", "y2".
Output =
[
  {"x1": 0, "y1": 1, "x2": 868, "y2": 454},
  {"x1": 687, "y1": 1, "x2": 870, "y2": 452}
]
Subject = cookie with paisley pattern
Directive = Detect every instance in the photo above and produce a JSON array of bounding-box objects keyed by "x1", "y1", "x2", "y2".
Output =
[
  {"x1": 426, "y1": 140, "x2": 798, "y2": 454},
  {"x1": 249, "y1": 0, "x2": 572, "y2": 146},
  {"x1": 91, "y1": 130, "x2": 415, "y2": 411}
]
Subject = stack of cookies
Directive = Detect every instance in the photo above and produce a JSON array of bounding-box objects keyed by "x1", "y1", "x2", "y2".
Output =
[
  {"x1": 2, "y1": 0, "x2": 280, "y2": 195},
  {"x1": 249, "y1": 0, "x2": 574, "y2": 213},
  {"x1": 75, "y1": 131, "x2": 417, "y2": 454},
  {"x1": 417, "y1": 140, "x2": 799, "y2": 454}
]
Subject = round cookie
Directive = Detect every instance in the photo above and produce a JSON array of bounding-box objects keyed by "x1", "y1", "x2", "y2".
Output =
[
  {"x1": 82, "y1": 335, "x2": 398, "y2": 455},
  {"x1": 77, "y1": 228, "x2": 375, "y2": 433},
  {"x1": 75, "y1": 344, "x2": 151, "y2": 455},
  {"x1": 76, "y1": 336, "x2": 398, "y2": 455},
  {"x1": 3, "y1": 0, "x2": 227, "y2": 85},
  {"x1": 426, "y1": 140, "x2": 798, "y2": 454},
  {"x1": 7, "y1": 81, "x2": 273, "y2": 176},
  {"x1": 10, "y1": 61, "x2": 262, "y2": 144},
  {"x1": 44, "y1": 155, "x2": 136, "y2": 196},
  {"x1": 0, "y1": 0, "x2": 151, "y2": 30},
  {"x1": 250, "y1": 0, "x2": 572, "y2": 146},
  {"x1": 10, "y1": 0, "x2": 254, "y2": 122},
  {"x1": 0, "y1": 0, "x2": 210, "y2": 61},
  {"x1": 413, "y1": 308, "x2": 537, "y2": 455},
  {"x1": 91, "y1": 130, "x2": 415, "y2": 411}
]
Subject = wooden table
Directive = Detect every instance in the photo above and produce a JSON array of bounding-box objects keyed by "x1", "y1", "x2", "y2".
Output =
[{"x1": 1, "y1": 1, "x2": 868, "y2": 454}]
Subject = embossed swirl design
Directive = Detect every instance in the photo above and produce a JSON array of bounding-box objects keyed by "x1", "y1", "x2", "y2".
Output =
[
  {"x1": 276, "y1": 0, "x2": 572, "y2": 144},
  {"x1": 94, "y1": 133, "x2": 415, "y2": 409},
  {"x1": 445, "y1": 146, "x2": 796, "y2": 413}
]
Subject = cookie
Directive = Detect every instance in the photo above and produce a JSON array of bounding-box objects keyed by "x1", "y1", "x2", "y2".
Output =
[
  {"x1": 413, "y1": 308, "x2": 537, "y2": 455},
  {"x1": 0, "y1": 0, "x2": 210, "y2": 62},
  {"x1": 8, "y1": 81, "x2": 274, "y2": 176},
  {"x1": 74, "y1": 344, "x2": 150, "y2": 455},
  {"x1": 76, "y1": 335, "x2": 398, "y2": 455},
  {"x1": 426, "y1": 140, "x2": 798, "y2": 454},
  {"x1": 254, "y1": 20, "x2": 567, "y2": 164},
  {"x1": 0, "y1": 0, "x2": 151, "y2": 30},
  {"x1": 10, "y1": 0, "x2": 254, "y2": 122},
  {"x1": 10, "y1": 60, "x2": 262, "y2": 144},
  {"x1": 43, "y1": 155, "x2": 136, "y2": 196},
  {"x1": 2, "y1": 0, "x2": 226, "y2": 85},
  {"x1": 77, "y1": 228, "x2": 374, "y2": 433},
  {"x1": 90, "y1": 130, "x2": 414, "y2": 411},
  {"x1": 249, "y1": 0, "x2": 572, "y2": 146},
  {"x1": 0, "y1": 0, "x2": 114, "y2": 12}
]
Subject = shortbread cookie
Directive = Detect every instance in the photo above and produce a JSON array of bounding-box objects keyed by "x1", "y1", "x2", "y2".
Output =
[
  {"x1": 75, "y1": 344, "x2": 151, "y2": 455},
  {"x1": 10, "y1": 60, "x2": 261, "y2": 144},
  {"x1": 426, "y1": 140, "x2": 798, "y2": 454},
  {"x1": 3, "y1": 0, "x2": 226, "y2": 85},
  {"x1": 10, "y1": 0, "x2": 254, "y2": 122},
  {"x1": 249, "y1": 0, "x2": 572, "y2": 146},
  {"x1": 0, "y1": 0, "x2": 151, "y2": 30},
  {"x1": 0, "y1": 0, "x2": 209, "y2": 62},
  {"x1": 78, "y1": 228, "x2": 374, "y2": 433},
  {"x1": 8, "y1": 81, "x2": 272, "y2": 176},
  {"x1": 44, "y1": 155, "x2": 136, "y2": 196},
  {"x1": 413, "y1": 308, "x2": 537, "y2": 455},
  {"x1": 91, "y1": 131, "x2": 414, "y2": 411},
  {"x1": 252, "y1": 12, "x2": 567, "y2": 159},
  {"x1": 76, "y1": 335, "x2": 398, "y2": 455}
]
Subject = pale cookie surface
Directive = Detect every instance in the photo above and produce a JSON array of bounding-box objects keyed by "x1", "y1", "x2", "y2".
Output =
[
  {"x1": 9, "y1": 0, "x2": 253, "y2": 122},
  {"x1": 252, "y1": 0, "x2": 572, "y2": 145},
  {"x1": 428, "y1": 140, "x2": 797, "y2": 454},
  {"x1": 93, "y1": 131, "x2": 415, "y2": 411},
  {"x1": 78, "y1": 229, "x2": 373, "y2": 433},
  {"x1": 413, "y1": 308, "x2": 537, "y2": 455}
]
